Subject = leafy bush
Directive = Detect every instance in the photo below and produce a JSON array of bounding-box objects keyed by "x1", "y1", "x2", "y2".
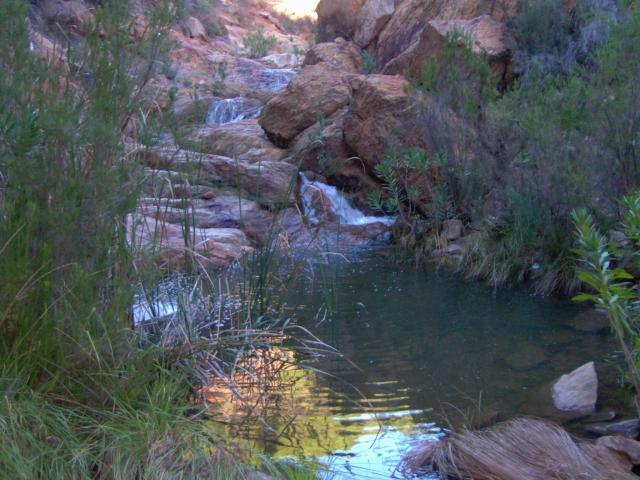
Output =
[
  {"x1": 412, "y1": 28, "x2": 497, "y2": 119},
  {"x1": 573, "y1": 197, "x2": 640, "y2": 416}
]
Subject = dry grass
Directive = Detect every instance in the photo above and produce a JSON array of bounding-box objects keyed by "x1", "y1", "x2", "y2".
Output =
[{"x1": 403, "y1": 418, "x2": 637, "y2": 480}]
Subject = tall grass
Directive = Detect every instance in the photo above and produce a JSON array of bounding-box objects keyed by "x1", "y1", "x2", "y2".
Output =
[{"x1": 0, "y1": 1, "x2": 328, "y2": 478}]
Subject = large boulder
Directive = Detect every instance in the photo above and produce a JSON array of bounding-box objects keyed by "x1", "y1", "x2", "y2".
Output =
[
  {"x1": 372, "y1": 0, "x2": 517, "y2": 70},
  {"x1": 382, "y1": 15, "x2": 509, "y2": 80},
  {"x1": 552, "y1": 362, "x2": 598, "y2": 415},
  {"x1": 315, "y1": 0, "x2": 367, "y2": 43},
  {"x1": 302, "y1": 38, "x2": 364, "y2": 72},
  {"x1": 343, "y1": 75, "x2": 480, "y2": 169},
  {"x1": 259, "y1": 64, "x2": 354, "y2": 148},
  {"x1": 137, "y1": 148, "x2": 298, "y2": 208},
  {"x1": 354, "y1": 0, "x2": 396, "y2": 48},
  {"x1": 183, "y1": 120, "x2": 287, "y2": 162}
]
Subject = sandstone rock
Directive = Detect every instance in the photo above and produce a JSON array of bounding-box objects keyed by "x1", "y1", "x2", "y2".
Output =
[
  {"x1": 382, "y1": 15, "x2": 509, "y2": 80},
  {"x1": 316, "y1": 0, "x2": 367, "y2": 42},
  {"x1": 129, "y1": 214, "x2": 252, "y2": 269},
  {"x1": 552, "y1": 362, "x2": 598, "y2": 414},
  {"x1": 568, "y1": 309, "x2": 610, "y2": 333},
  {"x1": 195, "y1": 54, "x2": 296, "y2": 102},
  {"x1": 137, "y1": 148, "x2": 298, "y2": 208},
  {"x1": 138, "y1": 193, "x2": 273, "y2": 245},
  {"x1": 184, "y1": 120, "x2": 287, "y2": 162},
  {"x1": 354, "y1": 0, "x2": 395, "y2": 48},
  {"x1": 182, "y1": 16, "x2": 208, "y2": 41},
  {"x1": 442, "y1": 219, "x2": 463, "y2": 241},
  {"x1": 373, "y1": 0, "x2": 517, "y2": 68},
  {"x1": 303, "y1": 38, "x2": 364, "y2": 72},
  {"x1": 287, "y1": 108, "x2": 351, "y2": 171},
  {"x1": 259, "y1": 64, "x2": 354, "y2": 147},
  {"x1": 344, "y1": 75, "x2": 480, "y2": 171}
]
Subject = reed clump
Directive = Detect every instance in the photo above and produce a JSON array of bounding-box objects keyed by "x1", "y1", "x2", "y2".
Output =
[{"x1": 404, "y1": 418, "x2": 636, "y2": 480}]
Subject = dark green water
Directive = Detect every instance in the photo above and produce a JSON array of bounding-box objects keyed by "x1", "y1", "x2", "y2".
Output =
[{"x1": 214, "y1": 249, "x2": 627, "y2": 479}]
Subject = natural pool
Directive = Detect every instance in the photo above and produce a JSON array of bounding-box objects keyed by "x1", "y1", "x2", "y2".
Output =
[{"x1": 203, "y1": 248, "x2": 627, "y2": 479}]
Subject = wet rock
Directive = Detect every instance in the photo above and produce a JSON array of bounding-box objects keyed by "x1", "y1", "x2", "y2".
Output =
[
  {"x1": 552, "y1": 362, "x2": 598, "y2": 415},
  {"x1": 585, "y1": 419, "x2": 640, "y2": 437},
  {"x1": 259, "y1": 64, "x2": 354, "y2": 148},
  {"x1": 442, "y1": 219, "x2": 463, "y2": 241},
  {"x1": 260, "y1": 53, "x2": 302, "y2": 69},
  {"x1": 185, "y1": 120, "x2": 287, "y2": 162},
  {"x1": 203, "y1": 54, "x2": 296, "y2": 102},
  {"x1": 205, "y1": 97, "x2": 263, "y2": 126},
  {"x1": 137, "y1": 148, "x2": 297, "y2": 208},
  {"x1": 597, "y1": 436, "x2": 640, "y2": 463},
  {"x1": 568, "y1": 309, "x2": 610, "y2": 333},
  {"x1": 354, "y1": 0, "x2": 395, "y2": 48},
  {"x1": 316, "y1": 0, "x2": 367, "y2": 42},
  {"x1": 128, "y1": 214, "x2": 252, "y2": 269},
  {"x1": 582, "y1": 410, "x2": 619, "y2": 424},
  {"x1": 138, "y1": 193, "x2": 273, "y2": 246},
  {"x1": 504, "y1": 345, "x2": 548, "y2": 370},
  {"x1": 303, "y1": 38, "x2": 364, "y2": 72}
]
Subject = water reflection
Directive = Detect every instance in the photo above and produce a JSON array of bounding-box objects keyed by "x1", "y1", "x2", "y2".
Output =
[{"x1": 203, "y1": 250, "x2": 627, "y2": 479}]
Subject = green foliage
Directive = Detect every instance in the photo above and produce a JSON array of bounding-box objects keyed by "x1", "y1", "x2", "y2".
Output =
[
  {"x1": 362, "y1": 51, "x2": 377, "y2": 74},
  {"x1": 573, "y1": 197, "x2": 640, "y2": 415},
  {"x1": 415, "y1": 28, "x2": 497, "y2": 118},
  {"x1": 510, "y1": 0, "x2": 571, "y2": 55},
  {"x1": 243, "y1": 28, "x2": 277, "y2": 58}
]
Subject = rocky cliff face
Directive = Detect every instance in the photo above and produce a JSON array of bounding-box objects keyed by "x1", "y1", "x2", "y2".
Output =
[{"x1": 26, "y1": 0, "x2": 537, "y2": 269}]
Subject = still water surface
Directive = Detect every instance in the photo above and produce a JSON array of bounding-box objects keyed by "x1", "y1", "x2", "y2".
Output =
[{"x1": 210, "y1": 249, "x2": 625, "y2": 479}]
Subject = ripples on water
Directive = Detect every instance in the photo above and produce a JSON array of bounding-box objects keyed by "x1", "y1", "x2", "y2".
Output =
[{"x1": 201, "y1": 250, "x2": 623, "y2": 479}]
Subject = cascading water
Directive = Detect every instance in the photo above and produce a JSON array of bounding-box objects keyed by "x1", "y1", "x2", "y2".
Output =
[
  {"x1": 205, "y1": 97, "x2": 263, "y2": 125},
  {"x1": 259, "y1": 68, "x2": 296, "y2": 91},
  {"x1": 299, "y1": 174, "x2": 395, "y2": 226}
]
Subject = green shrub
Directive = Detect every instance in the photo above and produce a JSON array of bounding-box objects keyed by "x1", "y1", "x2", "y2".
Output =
[
  {"x1": 573, "y1": 198, "x2": 640, "y2": 416},
  {"x1": 243, "y1": 28, "x2": 277, "y2": 58}
]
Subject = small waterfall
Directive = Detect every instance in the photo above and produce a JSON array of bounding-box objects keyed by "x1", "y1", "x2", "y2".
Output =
[
  {"x1": 299, "y1": 174, "x2": 395, "y2": 226},
  {"x1": 205, "y1": 97, "x2": 263, "y2": 125},
  {"x1": 259, "y1": 68, "x2": 296, "y2": 91}
]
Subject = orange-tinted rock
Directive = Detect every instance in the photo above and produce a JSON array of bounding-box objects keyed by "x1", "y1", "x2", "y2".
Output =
[{"x1": 259, "y1": 64, "x2": 354, "y2": 147}]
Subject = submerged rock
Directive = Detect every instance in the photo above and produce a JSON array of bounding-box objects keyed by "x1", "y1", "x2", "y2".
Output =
[
  {"x1": 552, "y1": 362, "x2": 598, "y2": 415},
  {"x1": 504, "y1": 345, "x2": 547, "y2": 370},
  {"x1": 568, "y1": 309, "x2": 610, "y2": 333},
  {"x1": 585, "y1": 419, "x2": 640, "y2": 437}
]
